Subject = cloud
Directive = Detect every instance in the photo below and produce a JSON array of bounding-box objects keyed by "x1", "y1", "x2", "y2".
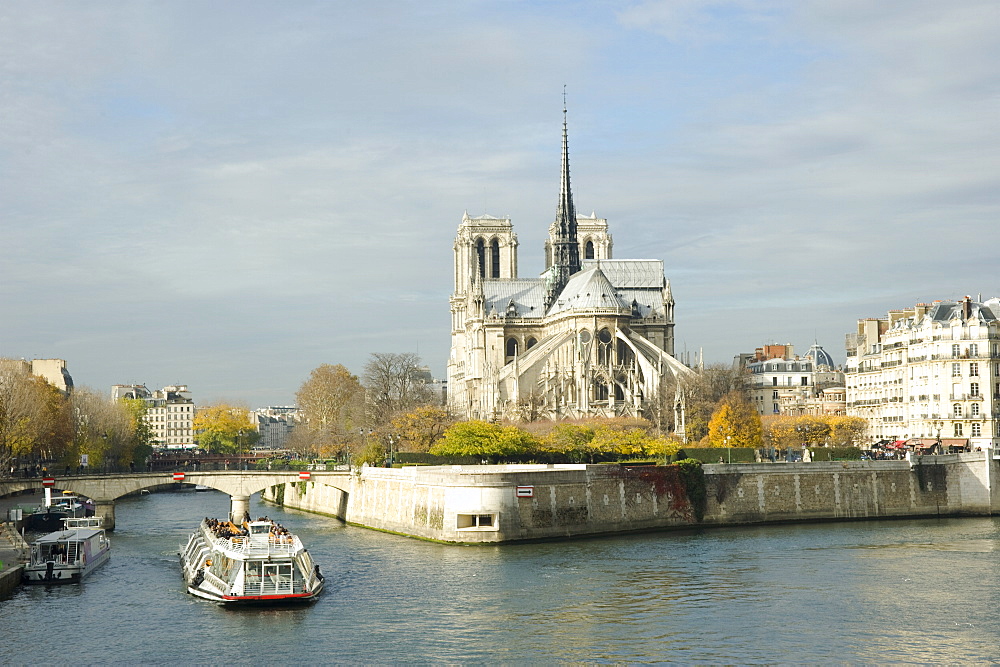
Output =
[{"x1": 1, "y1": 1, "x2": 998, "y2": 405}]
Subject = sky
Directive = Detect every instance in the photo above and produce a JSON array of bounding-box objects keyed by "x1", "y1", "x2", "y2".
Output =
[{"x1": 2, "y1": 1, "x2": 998, "y2": 408}]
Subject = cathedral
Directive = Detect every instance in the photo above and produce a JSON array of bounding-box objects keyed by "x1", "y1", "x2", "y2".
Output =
[{"x1": 447, "y1": 109, "x2": 691, "y2": 421}]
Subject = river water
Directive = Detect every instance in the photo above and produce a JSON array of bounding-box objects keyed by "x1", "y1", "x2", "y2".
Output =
[{"x1": 3, "y1": 489, "x2": 1000, "y2": 663}]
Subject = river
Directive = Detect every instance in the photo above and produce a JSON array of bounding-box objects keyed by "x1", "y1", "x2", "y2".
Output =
[{"x1": 3, "y1": 489, "x2": 999, "y2": 663}]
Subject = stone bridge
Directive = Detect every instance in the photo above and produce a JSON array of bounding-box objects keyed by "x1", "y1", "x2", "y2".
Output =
[{"x1": 0, "y1": 471, "x2": 353, "y2": 530}]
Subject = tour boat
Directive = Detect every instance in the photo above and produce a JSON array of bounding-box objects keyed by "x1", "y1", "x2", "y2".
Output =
[
  {"x1": 179, "y1": 517, "x2": 323, "y2": 604},
  {"x1": 22, "y1": 517, "x2": 111, "y2": 585}
]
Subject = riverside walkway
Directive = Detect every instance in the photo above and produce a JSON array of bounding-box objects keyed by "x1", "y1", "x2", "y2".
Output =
[{"x1": 0, "y1": 470, "x2": 353, "y2": 530}]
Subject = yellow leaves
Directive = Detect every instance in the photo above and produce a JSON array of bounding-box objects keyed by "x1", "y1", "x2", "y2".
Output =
[
  {"x1": 193, "y1": 404, "x2": 255, "y2": 454},
  {"x1": 389, "y1": 406, "x2": 454, "y2": 453},
  {"x1": 760, "y1": 414, "x2": 869, "y2": 448},
  {"x1": 707, "y1": 392, "x2": 763, "y2": 448}
]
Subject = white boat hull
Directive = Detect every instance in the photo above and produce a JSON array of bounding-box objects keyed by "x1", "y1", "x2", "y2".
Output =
[
  {"x1": 179, "y1": 519, "x2": 323, "y2": 605},
  {"x1": 23, "y1": 519, "x2": 111, "y2": 585}
]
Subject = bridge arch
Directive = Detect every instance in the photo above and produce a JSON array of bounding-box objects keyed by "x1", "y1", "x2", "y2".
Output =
[{"x1": 1, "y1": 471, "x2": 352, "y2": 531}]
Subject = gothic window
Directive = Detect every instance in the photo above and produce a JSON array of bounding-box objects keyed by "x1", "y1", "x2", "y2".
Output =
[
  {"x1": 526, "y1": 337, "x2": 537, "y2": 350},
  {"x1": 475, "y1": 238, "x2": 486, "y2": 279},
  {"x1": 490, "y1": 239, "x2": 500, "y2": 279},
  {"x1": 597, "y1": 328, "x2": 613, "y2": 366},
  {"x1": 585, "y1": 240, "x2": 595, "y2": 259},
  {"x1": 505, "y1": 337, "x2": 518, "y2": 360}
]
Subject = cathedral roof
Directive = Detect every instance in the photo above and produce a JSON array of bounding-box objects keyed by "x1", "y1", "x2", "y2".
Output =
[
  {"x1": 483, "y1": 280, "x2": 547, "y2": 319},
  {"x1": 547, "y1": 266, "x2": 631, "y2": 316},
  {"x1": 582, "y1": 259, "x2": 664, "y2": 288}
]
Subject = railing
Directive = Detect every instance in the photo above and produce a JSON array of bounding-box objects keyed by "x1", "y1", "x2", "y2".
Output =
[
  {"x1": 214, "y1": 534, "x2": 301, "y2": 558},
  {"x1": 242, "y1": 577, "x2": 303, "y2": 596},
  {"x1": 203, "y1": 570, "x2": 229, "y2": 591}
]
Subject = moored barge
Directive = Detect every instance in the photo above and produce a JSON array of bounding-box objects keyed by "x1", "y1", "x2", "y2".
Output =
[{"x1": 22, "y1": 517, "x2": 110, "y2": 585}]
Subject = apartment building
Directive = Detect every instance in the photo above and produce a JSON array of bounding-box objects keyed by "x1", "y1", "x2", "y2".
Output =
[
  {"x1": 1, "y1": 358, "x2": 74, "y2": 393},
  {"x1": 112, "y1": 383, "x2": 195, "y2": 450},
  {"x1": 741, "y1": 343, "x2": 845, "y2": 416},
  {"x1": 845, "y1": 296, "x2": 1000, "y2": 449},
  {"x1": 250, "y1": 406, "x2": 301, "y2": 450}
]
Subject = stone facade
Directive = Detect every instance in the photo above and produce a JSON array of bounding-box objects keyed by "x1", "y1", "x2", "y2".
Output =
[
  {"x1": 0, "y1": 358, "x2": 73, "y2": 393},
  {"x1": 845, "y1": 296, "x2": 1000, "y2": 448},
  {"x1": 447, "y1": 111, "x2": 689, "y2": 421},
  {"x1": 263, "y1": 454, "x2": 1000, "y2": 544},
  {"x1": 741, "y1": 343, "x2": 845, "y2": 416}
]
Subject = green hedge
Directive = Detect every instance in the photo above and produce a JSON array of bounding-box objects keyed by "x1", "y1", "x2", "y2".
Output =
[
  {"x1": 675, "y1": 447, "x2": 758, "y2": 464},
  {"x1": 809, "y1": 447, "x2": 862, "y2": 461},
  {"x1": 395, "y1": 452, "x2": 486, "y2": 466}
]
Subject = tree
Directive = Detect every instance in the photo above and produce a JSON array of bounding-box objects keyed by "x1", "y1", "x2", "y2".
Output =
[
  {"x1": 193, "y1": 404, "x2": 257, "y2": 455},
  {"x1": 430, "y1": 421, "x2": 537, "y2": 460},
  {"x1": 296, "y1": 364, "x2": 365, "y2": 456},
  {"x1": 120, "y1": 397, "x2": 155, "y2": 467},
  {"x1": 297, "y1": 364, "x2": 364, "y2": 433},
  {"x1": 543, "y1": 423, "x2": 595, "y2": 462},
  {"x1": 0, "y1": 363, "x2": 70, "y2": 472},
  {"x1": 389, "y1": 406, "x2": 454, "y2": 453},
  {"x1": 762, "y1": 415, "x2": 868, "y2": 448},
  {"x1": 707, "y1": 391, "x2": 763, "y2": 448},
  {"x1": 674, "y1": 364, "x2": 751, "y2": 442},
  {"x1": 363, "y1": 353, "x2": 434, "y2": 426},
  {"x1": 827, "y1": 416, "x2": 867, "y2": 447}
]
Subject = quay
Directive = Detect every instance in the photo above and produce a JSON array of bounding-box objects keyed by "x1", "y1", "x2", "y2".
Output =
[
  {"x1": 2, "y1": 452, "x2": 998, "y2": 552},
  {"x1": 263, "y1": 451, "x2": 1000, "y2": 543},
  {"x1": 0, "y1": 519, "x2": 29, "y2": 598}
]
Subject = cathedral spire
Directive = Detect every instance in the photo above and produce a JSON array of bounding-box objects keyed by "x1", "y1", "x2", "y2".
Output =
[{"x1": 545, "y1": 89, "x2": 582, "y2": 310}]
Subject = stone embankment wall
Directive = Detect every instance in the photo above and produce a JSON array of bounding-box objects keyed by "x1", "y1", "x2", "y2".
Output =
[
  {"x1": 262, "y1": 453, "x2": 1000, "y2": 544},
  {"x1": 703, "y1": 453, "x2": 995, "y2": 525},
  {"x1": 0, "y1": 522, "x2": 28, "y2": 597}
]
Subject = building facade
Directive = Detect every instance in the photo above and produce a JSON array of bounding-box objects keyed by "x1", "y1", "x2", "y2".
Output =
[
  {"x1": 845, "y1": 296, "x2": 1000, "y2": 449},
  {"x1": 112, "y1": 383, "x2": 195, "y2": 450},
  {"x1": 1, "y1": 358, "x2": 74, "y2": 393},
  {"x1": 742, "y1": 343, "x2": 845, "y2": 416},
  {"x1": 447, "y1": 109, "x2": 690, "y2": 421},
  {"x1": 250, "y1": 406, "x2": 301, "y2": 450}
]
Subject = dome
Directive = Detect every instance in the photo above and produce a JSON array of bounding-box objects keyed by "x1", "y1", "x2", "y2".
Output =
[{"x1": 805, "y1": 344, "x2": 835, "y2": 369}]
